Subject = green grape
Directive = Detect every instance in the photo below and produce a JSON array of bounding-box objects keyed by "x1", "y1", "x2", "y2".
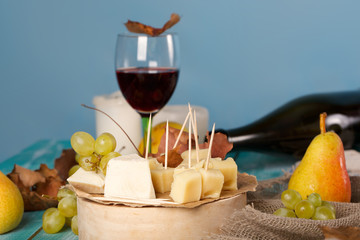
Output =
[
  {"x1": 99, "y1": 151, "x2": 121, "y2": 175},
  {"x1": 71, "y1": 215, "x2": 79, "y2": 235},
  {"x1": 312, "y1": 206, "x2": 336, "y2": 220},
  {"x1": 307, "y1": 193, "x2": 322, "y2": 207},
  {"x1": 42, "y1": 207, "x2": 57, "y2": 221},
  {"x1": 95, "y1": 133, "x2": 116, "y2": 156},
  {"x1": 78, "y1": 154, "x2": 99, "y2": 171},
  {"x1": 68, "y1": 164, "x2": 80, "y2": 177},
  {"x1": 42, "y1": 208, "x2": 65, "y2": 234},
  {"x1": 273, "y1": 208, "x2": 296, "y2": 218},
  {"x1": 295, "y1": 200, "x2": 315, "y2": 219},
  {"x1": 71, "y1": 131, "x2": 95, "y2": 156},
  {"x1": 57, "y1": 188, "x2": 76, "y2": 201},
  {"x1": 281, "y1": 189, "x2": 302, "y2": 210},
  {"x1": 58, "y1": 196, "x2": 77, "y2": 218},
  {"x1": 75, "y1": 153, "x2": 80, "y2": 163},
  {"x1": 322, "y1": 201, "x2": 336, "y2": 215}
]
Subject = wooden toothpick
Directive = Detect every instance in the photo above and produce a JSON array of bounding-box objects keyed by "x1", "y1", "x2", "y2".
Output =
[
  {"x1": 205, "y1": 123, "x2": 216, "y2": 171},
  {"x1": 188, "y1": 114, "x2": 192, "y2": 169},
  {"x1": 145, "y1": 114, "x2": 152, "y2": 160},
  {"x1": 165, "y1": 120, "x2": 169, "y2": 169},
  {"x1": 173, "y1": 111, "x2": 190, "y2": 149},
  {"x1": 193, "y1": 110, "x2": 200, "y2": 163},
  {"x1": 187, "y1": 104, "x2": 200, "y2": 163}
]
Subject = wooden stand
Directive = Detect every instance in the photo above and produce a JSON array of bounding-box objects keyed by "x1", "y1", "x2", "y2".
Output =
[{"x1": 77, "y1": 193, "x2": 246, "y2": 240}]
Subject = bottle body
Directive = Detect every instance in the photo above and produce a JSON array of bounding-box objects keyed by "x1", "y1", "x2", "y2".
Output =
[{"x1": 218, "y1": 90, "x2": 360, "y2": 158}]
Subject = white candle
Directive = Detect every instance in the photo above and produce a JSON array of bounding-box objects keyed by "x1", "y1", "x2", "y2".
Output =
[{"x1": 93, "y1": 91, "x2": 141, "y2": 155}]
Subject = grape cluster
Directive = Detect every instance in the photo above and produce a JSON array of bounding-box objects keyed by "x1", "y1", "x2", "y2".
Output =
[
  {"x1": 70, "y1": 131, "x2": 120, "y2": 175},
  {"x1": 273, "y1": 189, "x2": 336, "y2": 220},
  {"x1": 42, "y1": 188, "x2": 78, "y2": 234}
]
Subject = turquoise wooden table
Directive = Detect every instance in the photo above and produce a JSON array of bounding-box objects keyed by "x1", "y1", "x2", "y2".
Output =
[
  {"x1": 0, "y1": 140, "x2": 77, "y2": 240},
  {"x1": 0, "y1": 140, "x2": 297, "y2": 240}
]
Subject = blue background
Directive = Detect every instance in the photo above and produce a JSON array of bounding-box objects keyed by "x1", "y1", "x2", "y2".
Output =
[{"x1": 1, "y1": 0, "x2": 360, "y2": 162}]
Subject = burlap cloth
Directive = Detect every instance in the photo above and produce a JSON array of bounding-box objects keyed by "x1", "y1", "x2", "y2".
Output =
[{"x1": 206, "y1": 173, "x2": 360, "y2": 240}]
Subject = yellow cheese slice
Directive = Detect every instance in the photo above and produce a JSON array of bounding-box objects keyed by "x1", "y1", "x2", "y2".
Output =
[
  {"x1": 151, "y1": 168, "x2": 175, "y2": 193},
  {"x1": 199, "y1": 168, "x2": 224, "y2": 199},
  {"x1": 170, "y1": 169, "x2": 202, "y2": 203},
  {"x1": 210, "y1": 157, "x2": 238, "y2": 191}
]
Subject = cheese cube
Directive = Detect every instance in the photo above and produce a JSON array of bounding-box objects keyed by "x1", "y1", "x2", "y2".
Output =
[
  {"x1": 104, "y1": 154, "x2": 156, "y2": 199},
  {"x1": 67, "y1": 167, "x2": 105, "y2": 193},
  {"x1": 148, "y1": 158, "x2": 163, "y2": 170},
  {"x1": 170, "y1": 169, "x2": 202, "y2": 204},
  {"x1": 181, "y1": 149, "x2": 209, "y2": 162},
  {"x1": 151, "y1": 168, "x2": 175, "y2": 193},
  {"x1": 210, "y1": 157, "x2": 238, "y2": 191},
  {"x1": 199, "y1": 168, "x2": 224, "y2": 199}
]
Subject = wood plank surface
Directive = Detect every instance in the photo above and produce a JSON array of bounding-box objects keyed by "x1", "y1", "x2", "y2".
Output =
[{"x1": 0, "y1": 140, "x2": 78, "y2": 239}]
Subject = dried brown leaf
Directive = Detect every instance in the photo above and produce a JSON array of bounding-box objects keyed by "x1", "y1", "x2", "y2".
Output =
[
  {"x1": 22, "y1": 191, "x2": 58, "y2": 212},
  {"x1": 125, "y1": 13, "x2": 180, "y2": 37},
  {"x1": 8, "y1": 164, "x2": 45, "y2": 188},
  {"x1": 156, "y1": 126, "x2": 195, "y2": 156},
  {"x1": 7, "y1": 164, "x2": 65, "y2": 211},
  {"x1": 36, "y1": 164, "x2": 62, "y2": 180},
  {"x1": 35, "y1": 176, "x2": 65, "y2": 198},
  {"x1": 157, "y1": 147, "x2": 184, "y2": 168},
  {"x1": 54, "y1": 148, "x2": 77, "y2": 181},
  {"x1": 199, "y1": 132, "x2": 233, "y2": 159},
  {"x1": 321, "y1": 226, "x2": 360, "y2": 240}
]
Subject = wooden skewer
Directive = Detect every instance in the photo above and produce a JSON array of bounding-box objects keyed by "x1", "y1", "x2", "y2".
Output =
[
  {"x1": 188, "y1": 114, "x2": 192, "y2": 169},
  {"x1": 193, "y1": 110, "x2": 200, "y2": 163},
  {"x1": 173, "y1": 111, "x2": 190, "y2": 149},
  {"x1": 187, "y1": 104, "x2": 200, "y2": 163},
  {"x1": 205, "y1": 123, "x2": 216, "y2": 171},
  {"x1": 165, "y1": 120, "x2": 169, "y2": 169},
  {"x1": 145, "y1": 114, "x2": 152, "y2": 160}
]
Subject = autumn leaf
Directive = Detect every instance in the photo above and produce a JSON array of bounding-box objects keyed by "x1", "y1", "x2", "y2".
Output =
[
  {"x1": 125, "y1": 13, "x2": 180, "y2": 37},
  {"x1": 157, "y1": 146, "x2": 184, "y2": 168},
  {"x1": 321, "y1": 226, "x2": 360, "y2": 240},
  {"x1": 157, "y1": 126, "x2": 195, "y2": 156},
  {"x1": 7, "y1": 164, "x2": 65, "y2": 211},
  {"x1": 8, "y1": 164, "x2": 45, "y2": 188},
  {"x1": 54, "y1": 148, "x2": 77, "y2": 181},
  {"x1": 199, "y1": 132, "x2": 233, "y2": 159}
]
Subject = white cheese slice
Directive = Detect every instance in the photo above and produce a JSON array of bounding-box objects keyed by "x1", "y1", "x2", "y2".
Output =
[
  {"x1": 67, "y1": 167, "x2": 105, "y2": 194},
  {"x1": 104, "y1": 154, "x2": 156, "y2": 199}
]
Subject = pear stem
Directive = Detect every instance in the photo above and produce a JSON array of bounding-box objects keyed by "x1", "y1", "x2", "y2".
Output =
[{"x1": 320, "y1": 112, "x2": 327, "y2": 134}]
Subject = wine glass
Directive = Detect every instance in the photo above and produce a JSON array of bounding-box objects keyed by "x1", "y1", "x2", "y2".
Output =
[{"x1": 115, "y1": 33, "x2": 180, "y2": 154}]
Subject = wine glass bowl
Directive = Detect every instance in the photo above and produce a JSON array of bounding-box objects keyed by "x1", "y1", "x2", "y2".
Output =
[{"x1": 115, "y1": 33, "x2": 180, "y2": 152}]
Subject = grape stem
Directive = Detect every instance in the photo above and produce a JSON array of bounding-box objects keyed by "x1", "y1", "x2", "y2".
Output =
[{"x1": 81, "y1": 104, "x2": 143, "y2": 157}]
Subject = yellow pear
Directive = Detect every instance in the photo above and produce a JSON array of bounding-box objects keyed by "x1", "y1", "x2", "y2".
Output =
[
  {"x1": 288, "y1": 113, "x2": 351, "y2": 202},
  {"x1": 0, "y1": 170, "x2": 24, "y2": 234}
]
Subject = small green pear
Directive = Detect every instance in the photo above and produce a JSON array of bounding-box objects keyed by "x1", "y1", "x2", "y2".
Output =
[{"x1": 288, "y1": 112, "x2": 351, "y2": 202}]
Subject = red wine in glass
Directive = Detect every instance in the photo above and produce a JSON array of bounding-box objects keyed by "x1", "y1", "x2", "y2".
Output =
[
  {"x1": 115, "y1": 33, "x2": 180, "y2": 154},
  {"x1": 116, "y1": 67, "x2": 179, "y2": 117}
]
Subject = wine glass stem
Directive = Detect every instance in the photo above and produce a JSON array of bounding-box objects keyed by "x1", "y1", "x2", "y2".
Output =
[{"x1": 142, "y1": 115, "x2": 152, "y2": 154}]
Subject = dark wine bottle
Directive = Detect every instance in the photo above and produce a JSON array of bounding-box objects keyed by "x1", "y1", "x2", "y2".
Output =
[{"x1": 217, "y1": 90, "x2": 360, "y2": 158}]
